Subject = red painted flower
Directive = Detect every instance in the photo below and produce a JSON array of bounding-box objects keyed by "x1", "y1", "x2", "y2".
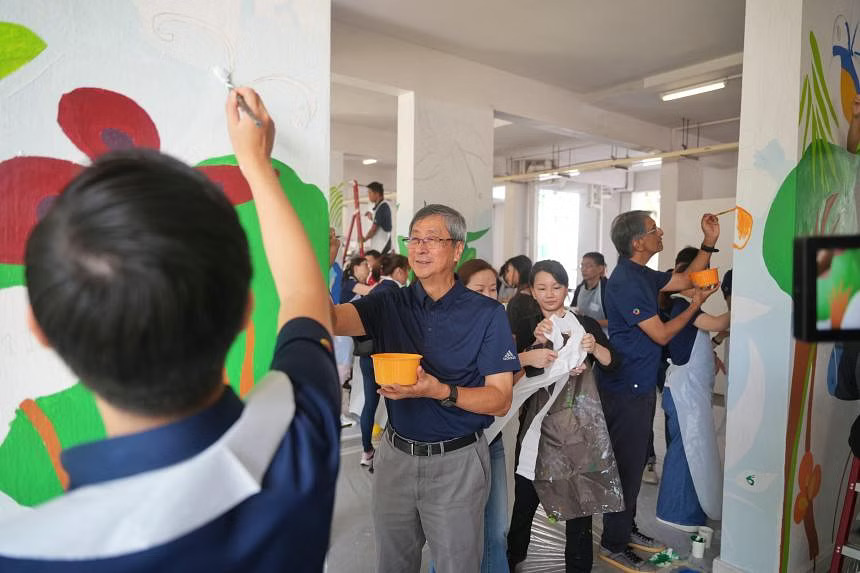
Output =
[{"x1": 0, "y1": 87, "x2": 251, "y2": 266}]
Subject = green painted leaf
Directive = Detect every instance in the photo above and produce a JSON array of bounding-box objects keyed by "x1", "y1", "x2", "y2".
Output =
[
  {"x1": 0, "y1": 22, "x2": 46, "y2": 80},
  {"x1": 465, "y1": 228, "x2": 490, "y2": 243},
  {"x1": 809, "y1": 31, "x2": 839, "y2": 126},
  {"x1": 0, "y1": 264, "x2": 25, "y2": 289}
]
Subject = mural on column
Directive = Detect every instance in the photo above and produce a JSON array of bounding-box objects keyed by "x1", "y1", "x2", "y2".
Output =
[
  {"x1": 0, "y1": 12, "x2": 328, "y2": 509},
  {"x1": 759, "y1": 17, "x2": 860, "y2": 572}
]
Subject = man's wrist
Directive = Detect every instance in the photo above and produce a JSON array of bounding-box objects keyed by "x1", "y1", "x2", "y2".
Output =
[
  {"x1": 701, "y1": 241, "x2": 718, "y2": 252},
  {"x1": 433, "y1": 382, "x2": 450, "y2": 400}
]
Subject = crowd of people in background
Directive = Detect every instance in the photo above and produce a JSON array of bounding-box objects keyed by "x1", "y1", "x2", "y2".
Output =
[{"x1": 324, "y1": 177, "x2": 732, "y2": 573}]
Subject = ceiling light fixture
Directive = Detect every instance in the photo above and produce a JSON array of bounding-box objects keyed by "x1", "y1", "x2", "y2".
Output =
[
  {"x1": 362, "y1": 158, "x2": 377, "y2": 165},
  {"x1": 661, "y1": 80, "x2": 726, "y2": 102},
  {"x1": 538, "y1": 173, "x2": 562, "y2": 181},
  {"x1": 566, "y1": 169, "x2": 581, "y2": 176},
  {"x1": 635, "y1": 158, "x2": 663, "y2": 169}
]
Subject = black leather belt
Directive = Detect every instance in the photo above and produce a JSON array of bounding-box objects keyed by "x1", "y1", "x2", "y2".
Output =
[{"x1": 386, "y1": 427, "x2": 482, "y2": 456}]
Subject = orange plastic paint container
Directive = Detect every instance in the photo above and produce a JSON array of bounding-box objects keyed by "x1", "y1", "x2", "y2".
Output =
[
  {"x1": 371, "y1": 353, "x2": 423, "y2": 386},
  {"x1": 690, "y1": 268, "x2": 719, "y2": 288}
]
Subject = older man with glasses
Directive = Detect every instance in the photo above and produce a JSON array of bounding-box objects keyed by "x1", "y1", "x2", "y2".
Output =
[
  {"x1": 596, "y1": 210, "x2": 720, "y2": 572},
  {"x1": 332, "y1": 204, "x2": 520, "y2": 573}
]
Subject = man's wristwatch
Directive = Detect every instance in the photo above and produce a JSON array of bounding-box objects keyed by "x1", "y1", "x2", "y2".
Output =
[
  {"x1": 439, "y1": 384, "x2": 458, "y2": 407},
  {"x1": 700, "y1": 243, "x2": 720, "y2": 253}
]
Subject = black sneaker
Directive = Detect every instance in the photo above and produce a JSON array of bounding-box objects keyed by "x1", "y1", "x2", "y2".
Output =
[
  {"x1": 598, "y1": 547, "x2": 657, "y2": 572},
  {"x1": 629, "y1": 528, "x2": 665, "y2": 553}
]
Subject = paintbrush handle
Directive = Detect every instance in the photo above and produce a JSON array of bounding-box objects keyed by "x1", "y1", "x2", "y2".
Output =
[
  {"x1": 714, "y1": 207, "x2": 736, "y2": 216},
  {"x1": 235, "y1": 93, "x2": 263, "y2": 128}
]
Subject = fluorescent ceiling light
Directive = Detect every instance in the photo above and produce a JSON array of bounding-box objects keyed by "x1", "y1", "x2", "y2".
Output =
[
  {"x1": 634, "y1": 158, "x2": 663, "y2": 169},
  {"x1": 538, "y1": 173, "x2": 562, "y2": 181},
  {"x1": 565, "y1": 169, "x2": 580, "y2": 176},
  {"x1": 493, "y1": 118, "x2": 512, "y2": 128},
  {"x1": 362, "y1": 158, "x2": 377, "y2": 165},
  {"x1": 661, "y1": 80, "x2": 726, "y2": 102}
]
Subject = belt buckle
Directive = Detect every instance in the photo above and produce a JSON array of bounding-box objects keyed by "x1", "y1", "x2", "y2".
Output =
[{"x1": 410, "y1": 441, "x2": 415, "y2": 456}]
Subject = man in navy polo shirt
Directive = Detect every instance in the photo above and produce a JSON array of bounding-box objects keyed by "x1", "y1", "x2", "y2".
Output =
[
  {"x1": 597, "y1": 210, "x2": 720, "y2": 572},
  {"x1": 0, "y1": 89, "x2": 340, "y2": 572},
  {"x1": 333, "y1": 204, "x2": 520, "y2": 573}
]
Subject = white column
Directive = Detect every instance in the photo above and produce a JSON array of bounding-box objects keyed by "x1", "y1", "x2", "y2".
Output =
[{"x1": 397, "y1": 93, "x2": 494, "y2": 260}]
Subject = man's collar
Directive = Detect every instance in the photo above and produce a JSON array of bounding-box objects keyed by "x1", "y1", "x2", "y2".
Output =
[
  {"x1": 62, "y1": 387, "x2": 244, "y2": 489},
  {"x1": 412, "y1": 275, "x2": 463, "y2": 307}
]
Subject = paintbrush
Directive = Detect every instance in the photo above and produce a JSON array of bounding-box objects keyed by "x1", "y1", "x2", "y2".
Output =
[
  {"x1": 212, "y1": 66, "x2": 263, "y2": 128},
  {"x1": 714, "y1": 207, "x2": 736, "y2": 217}
]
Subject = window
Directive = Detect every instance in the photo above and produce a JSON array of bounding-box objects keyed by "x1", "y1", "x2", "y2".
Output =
[{"x1": 536, "y1": 187, "x2": 580, "y2": 301}]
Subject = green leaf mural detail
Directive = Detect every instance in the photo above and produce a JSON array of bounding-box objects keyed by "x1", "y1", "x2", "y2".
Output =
[{"x1": 0, "y1": 22, "x2": 46, "y2": 80}]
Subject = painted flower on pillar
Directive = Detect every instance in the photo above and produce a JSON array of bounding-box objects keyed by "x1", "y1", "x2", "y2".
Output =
[{"x1": 793, "y1": 452, "x2": 822, "y2": 525}]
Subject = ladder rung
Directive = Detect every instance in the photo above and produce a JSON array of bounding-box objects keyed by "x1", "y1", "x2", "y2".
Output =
[{"x1": 842, "y1": 543, "x2": 860, "y2": 560}]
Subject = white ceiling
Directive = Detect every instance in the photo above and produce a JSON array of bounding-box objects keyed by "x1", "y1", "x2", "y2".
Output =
[
  {"x1": 331, "y1": 83, "x2": 397, "y2": 131},
  {"x1": 331, "y1": 1, "x2": 745, "y2": 161}
]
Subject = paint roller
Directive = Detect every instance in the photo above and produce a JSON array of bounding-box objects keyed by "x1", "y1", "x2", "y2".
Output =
[{"x1": 212, "y1": 66, "x2": 263, "y2": 128}]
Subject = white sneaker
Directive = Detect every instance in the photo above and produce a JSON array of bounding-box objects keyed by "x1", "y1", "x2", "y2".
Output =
[
  {"x1": 340, "y1": 414, "x2": 355, "y2": 428},
  {"x1": 360, "y1": 449, "x2": 375, "y2": 467},
  {"x1": 642, "y1": 463, "x2": 658, "y2": 484}
]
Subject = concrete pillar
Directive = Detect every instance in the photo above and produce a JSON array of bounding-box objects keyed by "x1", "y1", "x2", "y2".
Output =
[
  {"x1": 717, "y1": 0, "x2": 859, "y2": 571},
  {"x1": 397, "y1": 93, "x2": 494, "y2": 260}
]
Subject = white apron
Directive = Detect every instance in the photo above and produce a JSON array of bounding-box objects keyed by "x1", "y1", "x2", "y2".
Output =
[{"x1": 665, "y1": 328, "x2": 723, "y2": 520}]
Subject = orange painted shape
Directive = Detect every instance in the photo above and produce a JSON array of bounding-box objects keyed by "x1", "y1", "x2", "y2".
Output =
[
  {"x1": 239, "y1": 320, "x2": 255, "y2": 398},
  {"x1": 793, "y1": 493, "x2": 808, "y2": 524},
  {"x1": 733, "y1": 206, "x2": 753, "y2": 250},
  {"x1": 798, "y1": 451, "x2": 813, "y2": 487},
  {"x1": 807, "y1": 464, "x2": 821, "y2": 499},
  {"x1": 841, "y1": 70, "x2": 856, "y2": 123},
  {"x1": 19, "y1": 398, "x2": 69, "y2": 490}
]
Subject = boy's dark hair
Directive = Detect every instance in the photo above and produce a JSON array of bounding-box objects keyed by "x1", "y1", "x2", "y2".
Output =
[
  {"x1": 582, "y1": 251, "x2": 606, "y2": 267},
  {"x1": 504, "y1": 255, "x2": 533, "y2": 288},
  {"x1": 530, "y1": 259, "x2": 569, "y2": 288},
  {"x1": 367, "y1": 181, "x2": 384, "y2": 195},
  {"x1": 25, "y1": 149, "x2": 252, "y2": 416},
  {"x1": 364, "y1": 249, "x2": 382, "y2": 259}
]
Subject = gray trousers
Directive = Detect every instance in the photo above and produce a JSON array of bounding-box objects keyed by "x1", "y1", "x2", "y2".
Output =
[{"x1": 372, "y1": 433, "x2": 491, "y2": 573}]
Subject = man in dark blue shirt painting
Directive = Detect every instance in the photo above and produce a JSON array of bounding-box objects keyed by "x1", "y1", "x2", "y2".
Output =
[
  {"x1": 333, "y1": 204, "x2": 520, "y2": 573},
  {"x1": 597, "y1": 210, "x2": 720, "y2": 572}
]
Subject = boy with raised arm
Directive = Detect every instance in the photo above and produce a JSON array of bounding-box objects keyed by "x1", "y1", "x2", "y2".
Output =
[{"x1": 0, "y1": 88, "x2": 339, "y2": 572}]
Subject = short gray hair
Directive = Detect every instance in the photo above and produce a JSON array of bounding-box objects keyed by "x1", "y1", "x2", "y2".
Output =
[
  {"x1": 610, "y1": 210, "x2": 652, "y2": 259},
  {"x1": 409, "y1": 204, "x2": 466, "y2": 243}
]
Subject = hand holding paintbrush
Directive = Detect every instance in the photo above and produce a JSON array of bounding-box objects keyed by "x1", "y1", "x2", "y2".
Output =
[{"x1": 213, "y1": 67, "x2": 263, "y2": 128}]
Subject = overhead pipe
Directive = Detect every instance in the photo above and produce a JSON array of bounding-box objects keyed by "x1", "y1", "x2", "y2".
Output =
[{"x1": 493, "y1": 142, "x2": 738, "y2": 184}]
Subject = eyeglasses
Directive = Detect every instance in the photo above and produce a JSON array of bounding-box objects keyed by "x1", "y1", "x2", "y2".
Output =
[
  {"x1": 640, "y1": 227, "x2": 660, "y2": 237},
  {"x1": 405, "y1": 237, "x2": 455, "y2": 250}
]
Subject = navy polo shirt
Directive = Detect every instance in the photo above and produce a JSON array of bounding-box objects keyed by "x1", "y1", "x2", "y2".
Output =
[
  {"x1": 0, "y1": 318, "x2": 340, "y2": 572},
  {"x1": 600, "y1": 257, "x2": 672, "y2": 394},
  {"x1": 667, "y1": 298, "x2": 702, "y2": 366},
  {"x1": 352, "y1": 279, "x2": 520, "y2": 442}
]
